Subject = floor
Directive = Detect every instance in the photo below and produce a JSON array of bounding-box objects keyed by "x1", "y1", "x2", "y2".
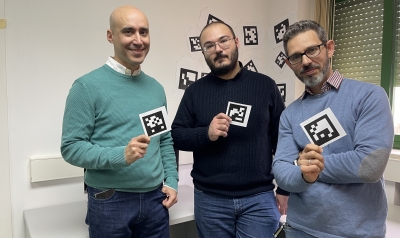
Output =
[{"x1": 387, "y1": 220, "x2": 400, "y2": 238}]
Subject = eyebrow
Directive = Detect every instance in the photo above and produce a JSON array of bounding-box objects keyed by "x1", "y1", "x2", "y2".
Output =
[
  {"x1": 203, "y1": 35, "x2": 231, "y2": 45},
  {"x1": 120, "y1": 27, "x2": 149, "y2": 32}
]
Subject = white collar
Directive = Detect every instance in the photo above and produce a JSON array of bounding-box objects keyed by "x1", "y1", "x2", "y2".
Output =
[{"x1": 106, "y1": 57, "x2": 141, "y2": 76}]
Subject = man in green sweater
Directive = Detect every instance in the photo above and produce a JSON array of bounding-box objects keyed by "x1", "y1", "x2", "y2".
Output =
[{"x1": 61, "y1": 5, "x2": 178, "y2": 238}]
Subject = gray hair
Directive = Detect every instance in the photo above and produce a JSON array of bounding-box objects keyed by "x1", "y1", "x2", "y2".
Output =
[{"x1": 283, "y1": 20, "x2": 328, "y2": 56}]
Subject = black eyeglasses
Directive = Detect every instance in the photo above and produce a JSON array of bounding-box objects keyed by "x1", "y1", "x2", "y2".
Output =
[
  {"x1": 202, "y1": 37, "x2": 234, "y2": 55},
  {"x1": 287, "y1": 43, "x2": 325, "y2": 65}
]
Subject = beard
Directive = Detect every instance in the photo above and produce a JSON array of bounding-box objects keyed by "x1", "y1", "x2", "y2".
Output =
[
  {"x1": 295, "y1": 52, "x2": 330, "y2": 88},
  {"x1": 205, "y1": 45, "x2": 239, "y2": 76}
]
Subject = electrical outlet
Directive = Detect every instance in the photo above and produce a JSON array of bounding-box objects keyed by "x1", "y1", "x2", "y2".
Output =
[{"x1": 0, "y1": 19, "x2": 7, "y2": 29}]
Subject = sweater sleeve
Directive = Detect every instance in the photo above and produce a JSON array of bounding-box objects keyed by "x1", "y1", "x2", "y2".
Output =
[
  {"x1": 318, "y1": 86, "x2": 394, "y2": 184},
  {"x1": 171, "y1": 88, "x2": 213, "y2": 152},
  {"x1": 61, "y1": 81, "x2": 127, "y2": 169},
  {"x1": 159, "y1": 98, "x2": 179, "y2": 191},
  {"x1": 159, "y1": 130, "x2": 179, "y2": 191},
  {"x1": 272, "y1": 108, "x2": 315, "y2": 193}
]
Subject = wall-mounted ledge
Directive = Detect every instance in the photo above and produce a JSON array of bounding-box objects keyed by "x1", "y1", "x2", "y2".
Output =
[
  {"x1": 30, "y1": 156, "x2": 83, "y2": 182},
  {"x1": 385, "y1": 154, "x2": 400, "y2": 183}
]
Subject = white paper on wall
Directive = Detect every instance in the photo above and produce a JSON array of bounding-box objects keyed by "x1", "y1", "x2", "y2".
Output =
[
  {"x1": 174, "y1": 56, "x2": 209, "y2": 99},
  {"x1": 186, "y1": 26, "x2": 204, "y2": 60},
  {"x1": 235, "y1": 21, "x2": 265, "y2": 50},
  {"x1": 267, "y1": 11, "x2": 297, "y2": 50},
  {"x1": 271, "y1": 46, "x2": 287, "y2": 74},
  {"x1": 241, "y1": 56, "x2": 266, "y2": 75}
]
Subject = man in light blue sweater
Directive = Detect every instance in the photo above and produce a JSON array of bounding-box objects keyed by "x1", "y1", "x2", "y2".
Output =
[
  {"x1": 272, "y1": 20, "x2": 393, "y2": 238},
  {"x1": 61, "y1": 6, "x2": 178, "y2": 238}
]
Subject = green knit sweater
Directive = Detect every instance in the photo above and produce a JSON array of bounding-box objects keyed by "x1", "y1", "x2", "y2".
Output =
[{"x1": 61, "y1": 65, "x2": 178, "y2": 192}]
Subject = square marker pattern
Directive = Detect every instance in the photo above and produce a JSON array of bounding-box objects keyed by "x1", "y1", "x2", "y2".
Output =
[
  {"x1": 300, "y1": 108, "x2": 347, "y2": 147},
  {"x1": 226, "y1": 102, "x2": 252, "y2": 127},
  {"x1": 139, "y1": 106, "x2": 171, "y2": 137}
]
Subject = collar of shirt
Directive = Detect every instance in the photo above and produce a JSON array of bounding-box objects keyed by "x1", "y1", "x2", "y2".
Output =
[
  {"x1": 106, "y1": 57, "x2": 141, "y2": 76},
  {"x1": 300, "y1": 70, "x2": 344, "y2": 99}
]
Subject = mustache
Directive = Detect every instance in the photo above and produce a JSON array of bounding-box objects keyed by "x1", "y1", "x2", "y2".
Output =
[
  {"x1": 214, "y1": 53, "x2": 228, "y2": 61},
  {"x1": 300, "y1": 63, "x2": 320, "y2": 73}
]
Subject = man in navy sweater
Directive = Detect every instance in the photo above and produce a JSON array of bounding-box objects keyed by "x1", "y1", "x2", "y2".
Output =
[
  {"x1": 273, "y1": 20, "x2": 393, "y2": 238},
  {"x1": 171, "y1": 21, "x2": 288, "y2": 238}
]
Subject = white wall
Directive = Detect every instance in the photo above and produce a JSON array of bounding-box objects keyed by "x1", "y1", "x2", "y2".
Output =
[
  {"x1": 0, "y1": 0, "x2": 13, "y2": 236},
  {"x1": 2, "y1": 0, "x2": 323, "y2": 237},
  {"x1": 4, "y1": 1, "x2": 280, "y2": 237}
]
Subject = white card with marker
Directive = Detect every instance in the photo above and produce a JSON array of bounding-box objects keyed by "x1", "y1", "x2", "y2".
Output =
[
  {"x1": 139, "y1": 106, "x2": 171, "y2": 137},
  {"x1": 300, "y1": 108, "x2": 346, "y2": 147},
  {"x1": 226, "y1": 101, "x2": 252, "y2": 127}
]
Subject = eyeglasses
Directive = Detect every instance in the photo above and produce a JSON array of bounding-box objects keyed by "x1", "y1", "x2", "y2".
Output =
[
  {"x1": 202, "y1": 37, "x2": 234, "y2": 55},
  {"x1": 287, "y1": 43, "x2": 325, "y2": 65}
]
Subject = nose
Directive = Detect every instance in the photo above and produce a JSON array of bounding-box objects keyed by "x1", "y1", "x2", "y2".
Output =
[
  {"x1": 215, "y1": 43, "x2": 223, "y2": 52},
  {"x1": 132, "y1": 32, "x2": 143, "y2": 45},
  {"x1": 301, "y1": 54, "x2": 312, "y2": 65}
]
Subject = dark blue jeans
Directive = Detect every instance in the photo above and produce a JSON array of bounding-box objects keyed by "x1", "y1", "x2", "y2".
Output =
[
  {"x1": 284, "y1": 225, "x2": 317, "y2": 238},
  {"x1": 85, "y1": 184, "x2": 169, "y2": 238},
  {"x1": 194, "y1": 188, "x2": 280, "y2": 238}
]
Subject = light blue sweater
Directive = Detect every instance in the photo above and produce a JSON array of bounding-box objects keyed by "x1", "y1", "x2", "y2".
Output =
[
  {"x1": 273, "y1": 78, "x2": 393, "y2": 238},
  {"x1": 61, "y1": 65, "x2": 178, "y2": 192}
]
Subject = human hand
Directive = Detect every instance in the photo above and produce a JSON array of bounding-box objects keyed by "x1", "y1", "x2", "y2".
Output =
[
  {"x1": 276, "y1": 194, "x2": 289, "y2": 215},
  {"x1": 162, "y1": 186, "x2": 178, "y2": 209},
  {"x1": 124, "y1": 135, "x2": 151, "y2": 165},
  {"x1": 298, "y1": 144, "x2": 324, "y2": 183},
  {"x1": 208, "y1": 113, "x2": 232, "y2": 141}
]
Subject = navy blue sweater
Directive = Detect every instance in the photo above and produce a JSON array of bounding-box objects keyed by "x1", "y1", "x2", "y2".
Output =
[{"x1": 172, "y1": 68, "x2": 287, "y2": 197}]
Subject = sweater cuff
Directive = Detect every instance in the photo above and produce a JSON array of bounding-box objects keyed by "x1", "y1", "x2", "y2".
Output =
[
  {"x1": 276, "y1": 187, "x2": 290, "y2": 196},
  {"x1": 164, "y1": 176, "x2": 178, "y2": 191},
  {"x1": 109, "y1": 147, "x2": 129, "y2": 168}
]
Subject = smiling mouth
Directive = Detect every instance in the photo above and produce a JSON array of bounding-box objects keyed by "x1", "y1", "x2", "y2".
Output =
[{"x1": 130, "y1": 49, "x2": 145, "y2": 55}]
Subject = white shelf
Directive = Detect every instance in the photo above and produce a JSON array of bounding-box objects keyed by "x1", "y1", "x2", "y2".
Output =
[
  {"x1": 24, "y1": 185, "x2": 194, "y2": 238},
  {"x1": 385, "y1": 156, "x2": 400, "y2": 183}
]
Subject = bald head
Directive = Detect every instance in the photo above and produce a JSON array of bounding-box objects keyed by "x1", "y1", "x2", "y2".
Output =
[
  {"x1": 106, "y1": 5, "x2": 150, "y2": 72},
  {"x1": 109, "y1": 6, "x2": 149, "y2": 32}
]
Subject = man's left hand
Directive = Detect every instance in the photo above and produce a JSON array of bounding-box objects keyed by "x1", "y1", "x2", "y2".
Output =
[
  {"x1": 276, "y1": 194, "x2": 289, "y2": 215},
  {"x1": 162, "y1": 186, "x2": 178, "y2": 209}
]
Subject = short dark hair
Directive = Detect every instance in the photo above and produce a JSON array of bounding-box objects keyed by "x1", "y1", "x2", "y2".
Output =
[
  {"x1": 283, "y1": 20, "x2": 328, "y2": 56},
  {"x1": 199, "y1": 21, "x2": 236, "y2": 45}
]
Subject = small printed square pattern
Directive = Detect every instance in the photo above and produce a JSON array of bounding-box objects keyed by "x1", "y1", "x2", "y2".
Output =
[
  {"x1": 274, "y1": 19, "x2": 289, "y2": 44},
  {"x1": 226, "y1": 102, "x2": 252, "y2": 127},
  {"x1": 142, "y1": 111, "x2": 166, "y2": 137},
  {"x1": 243, "y1": 26, "x2": 258, "y2": 45},
  {"x1": 303, "y1": 114, "x2": 340, "y2": 146},
  {"x1": 179, "y1": 68, "x2": 198, "y2": 90}
]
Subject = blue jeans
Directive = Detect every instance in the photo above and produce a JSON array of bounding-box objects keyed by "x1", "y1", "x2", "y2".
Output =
[
  {"x1": 85, "y1": 184, "x2": 169, "y2": 238},
  {"x1": 284, "y1": 225, "x2": 317, "y2": 238},
  {"x1": 194, "y1": 188, "x2": 280, "y2": 238}
]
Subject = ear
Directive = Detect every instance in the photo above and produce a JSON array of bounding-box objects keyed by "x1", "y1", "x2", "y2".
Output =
[
  {"x1": 326, "y1": 40, "x2": 335, "y2": 58},
  {"x1": 235, "y1": 37, "x2": 240, "y2": 49},
  {"x1": 107, "y1": 29, "x2": 113, "y2": 43}
]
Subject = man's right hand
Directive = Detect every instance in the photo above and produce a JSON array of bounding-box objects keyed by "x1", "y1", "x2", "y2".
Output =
[
  {"x1": 208, "y1": 113, "x2": 232, "y2": 141},
  {"x1": 298, "y1": 144, "x2": 324, "y2": 183},
  {"x1": 124, "y1": 135, "x2": 151, "y2": 165}
]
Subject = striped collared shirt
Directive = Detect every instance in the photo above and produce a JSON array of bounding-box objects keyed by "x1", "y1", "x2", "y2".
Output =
[
  {"x1": 106, "y1": 57, "x2": 141, "y2": 76},
  {"x1": 301, "y1": 71, "x2": 344, "y2": 99}
]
